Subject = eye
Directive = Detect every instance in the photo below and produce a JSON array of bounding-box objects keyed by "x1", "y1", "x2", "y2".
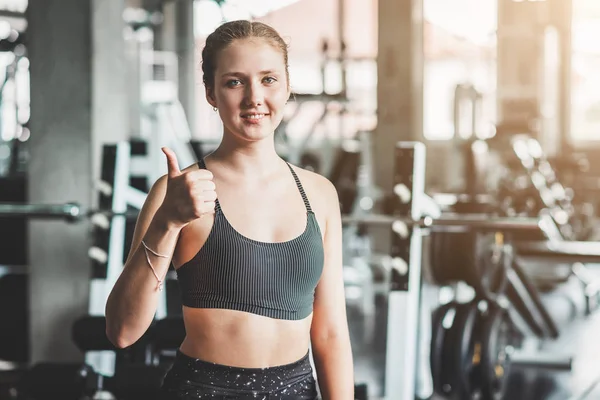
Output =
[
  {"x1": 263, "y1": 76, "x2": 277, "y2": 84},
  {"x1": 226, "y1": 79, "x2": 242, "y2": 87}
]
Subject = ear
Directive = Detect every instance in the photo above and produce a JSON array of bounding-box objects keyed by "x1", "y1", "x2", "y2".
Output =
[{"x1": 205, "y1": 86, "x2": 217, "y2": 108}]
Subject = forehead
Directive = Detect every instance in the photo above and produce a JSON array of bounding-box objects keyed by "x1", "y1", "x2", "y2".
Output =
[{"x1": 216, "y1": 39, "x2": 286, "y2": 74}]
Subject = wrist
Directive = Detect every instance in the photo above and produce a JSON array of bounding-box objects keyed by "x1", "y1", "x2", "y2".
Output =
[{"x1": 152, "y1": 207, "x2": 185, "y2": 233}]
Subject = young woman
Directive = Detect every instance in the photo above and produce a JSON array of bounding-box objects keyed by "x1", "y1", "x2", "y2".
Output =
[{"x1": 105, "y1": 20, "x2": 354, "y2": 399}]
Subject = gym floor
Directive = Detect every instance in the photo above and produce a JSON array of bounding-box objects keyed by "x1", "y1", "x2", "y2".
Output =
[{"x1": 348, "y1": 290, "x2": 600, "y2": 400}]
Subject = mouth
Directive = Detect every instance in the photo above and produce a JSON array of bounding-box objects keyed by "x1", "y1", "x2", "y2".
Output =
[{"x1": 241, "y1": 113, "x2": 268, "y2": 121}]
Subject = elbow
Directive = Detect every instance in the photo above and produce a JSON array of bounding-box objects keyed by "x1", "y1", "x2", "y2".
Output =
[
  {"x1": 105, "y1": 300, "x2": 133, "y2": 349},
  {"x1": 104, "y1": 297, "x2": 151, "y2": 349},
  {"x1": 105, "y1": 313, "x2": 136, "y2": 349},
  {"x1": 106, "y1": 325, "x2": 136, "y2": 349}
]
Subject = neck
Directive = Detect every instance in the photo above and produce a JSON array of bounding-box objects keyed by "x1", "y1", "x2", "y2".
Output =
[{"x1": 210, "y1": 132, "x2": 284, "y2": 177}]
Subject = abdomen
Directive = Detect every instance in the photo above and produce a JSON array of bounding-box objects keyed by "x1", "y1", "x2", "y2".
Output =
[{"x1": 179, "y1": 307, "x2": 313, "y2": 368}]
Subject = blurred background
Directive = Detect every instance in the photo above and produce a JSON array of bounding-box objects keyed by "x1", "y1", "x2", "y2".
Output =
[{"x1": 1, "y1": 1, "x2": 600, "y2": 399}]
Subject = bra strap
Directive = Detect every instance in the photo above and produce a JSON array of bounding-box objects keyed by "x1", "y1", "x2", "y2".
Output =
[{"x1": 285, "y1": 163, "x2": 313, "y2": 213}]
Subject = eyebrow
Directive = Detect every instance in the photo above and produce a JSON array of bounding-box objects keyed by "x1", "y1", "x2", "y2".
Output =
[{"x1": 221, "y1": 70, "x2": 279, "y2": 78}]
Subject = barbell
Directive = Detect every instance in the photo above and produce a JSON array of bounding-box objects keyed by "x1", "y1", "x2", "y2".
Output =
[
  {"x1": 0, "y1": 202, "x2": 542, "y2": 232},
  {"x1": 0, "y1": 202, "x2": 139, "y2": 222}
]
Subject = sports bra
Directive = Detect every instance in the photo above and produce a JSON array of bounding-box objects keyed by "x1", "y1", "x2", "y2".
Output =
[{"x1": 175, "y1": 159, "x2": 325, "y2": 320}]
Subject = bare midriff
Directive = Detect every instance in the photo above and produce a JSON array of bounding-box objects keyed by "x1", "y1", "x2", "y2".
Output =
[{"x1": 179, "y1": 307, "x2": 313, "y2": 368}]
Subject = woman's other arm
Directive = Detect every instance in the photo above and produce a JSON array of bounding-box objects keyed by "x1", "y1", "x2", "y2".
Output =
[{"x1": 311, "y1": 178, "x2": 354, "y2": 400}]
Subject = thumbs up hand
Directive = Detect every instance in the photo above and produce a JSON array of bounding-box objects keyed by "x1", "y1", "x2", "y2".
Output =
[{"x1": 159, "y1": 147, "x2": 217, "y2": 228}]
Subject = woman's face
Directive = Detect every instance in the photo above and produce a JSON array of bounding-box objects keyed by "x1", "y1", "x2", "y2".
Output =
[{"x1": 207, "y1": 38, "x2": 290, "y2": 144}]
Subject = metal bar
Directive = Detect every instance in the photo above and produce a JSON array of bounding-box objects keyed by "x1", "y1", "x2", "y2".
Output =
[
  {"x1": 505, "y1": 269, "x2": 550, "y2": 339},
  {"x1": 0, "y1": 201, "x2": 542, "y2": 232},
  {"x1": 515, "y1": 241, "x2": 600, "y2": 263},
  {"x1": 0, "y1": 264, "x2": 26, "y2": 278},
  {"x1": 0, "y1": 9, "x2": 25, "y2": 19},
  {"x1": 341, "y1": 213, "x2": 541, "y2": 231},
  {"x1": 385, "y1": 142, "x2": 425, "y2": 400},
  {"x1": 509, "y1": 352, "x2": 573, "y2": 371},
  {"x1": 0, "y1": 202, "x2": 82, "y2": 220},
  {"x1": 0, "y1": 202, "x2": 140, "y2": 220},
  {"x1": 511, "y1": 260, "x2": 560, "y2": 339}
]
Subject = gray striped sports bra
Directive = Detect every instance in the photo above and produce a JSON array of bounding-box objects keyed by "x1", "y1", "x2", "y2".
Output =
[{"x1": 175, "y1": 159, "x2": 325, "y2": 320}]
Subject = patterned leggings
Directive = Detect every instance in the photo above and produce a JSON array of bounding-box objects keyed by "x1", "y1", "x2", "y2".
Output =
[{"x1": 160, "y1": 350, "x2": 319, "y2": 399}]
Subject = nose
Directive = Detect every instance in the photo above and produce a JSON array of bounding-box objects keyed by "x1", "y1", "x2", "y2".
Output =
[{"x1": 244, "y1": 80, "x2": 264, "y2": 107}]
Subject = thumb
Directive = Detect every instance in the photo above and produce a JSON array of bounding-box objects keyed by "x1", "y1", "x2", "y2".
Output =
[{"x1": 162, "y1": 147, "x2": 181, "y2": 179}]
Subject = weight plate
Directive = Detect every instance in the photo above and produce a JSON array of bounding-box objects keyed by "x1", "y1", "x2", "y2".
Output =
[
  {"x1": 433, "y1": 300, "x2": 479, "y2": 399},
  {"x1": 479, "y1": 302, "x2": 512, "y2": 400},
  {"x1": 429, "y1": 232, "x2": 452, "y2": 286},
  {"x1": 448, "y1": 232, "x2": 473, "y2": 283},
  {"x1": 432, "y1": 231, "x2": 509, "y2": 301},
  {"x1": 450, "y1": 301, "x2": 479, "y2": 398},
  {"x1": 430, "y1": 232, "x2": 470, "y2": 286},
  {"x1": 430, "y1": 301, "x2": 457, "y2": 396}
]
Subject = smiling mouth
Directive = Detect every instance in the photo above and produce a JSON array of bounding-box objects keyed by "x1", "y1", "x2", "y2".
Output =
[{"x1": 241, "y1": 113, "x2": 268, "y2": 120}]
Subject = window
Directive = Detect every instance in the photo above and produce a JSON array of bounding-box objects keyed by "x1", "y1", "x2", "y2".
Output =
[
  {"x1": 571, "y1": 0, "x2": 600, "y2": 141},
  {"x1": 423, "y1": 0, "x2": 497, "y2": 140}
]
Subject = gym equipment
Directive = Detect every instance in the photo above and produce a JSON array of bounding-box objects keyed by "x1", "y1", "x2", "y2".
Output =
[
  {"x1": 445, "y1": 301, "x2": 480, "y2": 398},
  {"x1": 71, "y1": 316, "x2": 117, "y2": 353},
  {"x1": 13, "y1": 315, "x2": 168, "y2": 400},
  {"x1": 0, "y1": 200, "x2": 544, "y2": 231},
  {"x1": 148, "y1": 316, "x2": 186, "y2": 365},
  {"x1": 107, "y1": 317, "x2": 184, "y2": 399},
  {"x1": 430, "y1": 301, "x2": 457, "y2": 395},
  {"x1": 429, "y1": 231, "x2": 510, "y2": 301},
  {"x1": 0, "y1": 140, "x2": 190, "y2": 376},
  {"x1": 109, "y1": 364, "x2": 168, "y2": 400},
  {"x1": 0, "y1": 30, "x2": 30, "y2": 179},
  {"x1": 452, "y1": 83, "x2": 485, "y2": 195},
  {"x1": 0, "y1": 273, "x2": 28, "y2": 363},
  {"x1": 87, "y1": 142, "x2": 156, "y2": 377},
  {"x1": 17, "y1": 363, "x2": 99, "y2": 400},
  {"x1": 429, "y1": 294, "x2": 572, "y2": 400},
  {"x1": 330, "y1": 141, "x2": 362, "y2": 214},
  {"x1": 0, "y1": 175, "x2": 27, "y2": 266},
  {"x1": 477, "y1": 301, "x2": 513, "y2": 400},
  {"x1": 12, "y1": 315, "x2": 109, "y2": 398},
  {"x1": 378, "y1": 142, "x2": 584, "y2": 400},
  {"x1": 354, "y1": 383, "x2": 369, "y2": 400},
  {"x1": 426, "y1": 246, "x2": 593, "y2": 399},
  {"x1": 430, "y1": 299, "x2": 506, "y2": 399},
  {"x1": 516, "y1": 241, "x2": 600, "y2": 264},
  {"x1": 508, "y1": 135, "x2": 576, "y2": 239}
]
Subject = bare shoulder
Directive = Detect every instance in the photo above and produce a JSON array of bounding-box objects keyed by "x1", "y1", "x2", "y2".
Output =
[{"x1": 288, "y1": 164, "x2": 340, "y2": 217}]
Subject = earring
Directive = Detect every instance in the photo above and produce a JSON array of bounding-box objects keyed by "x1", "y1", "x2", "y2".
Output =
[{"x1": 213, "y1": 107, "x2": 217, "y2": 112}]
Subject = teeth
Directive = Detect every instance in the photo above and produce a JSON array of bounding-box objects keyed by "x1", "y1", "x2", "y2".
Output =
[{"x1": 244, "y1": 114, "x2": 264, "y2": 120}]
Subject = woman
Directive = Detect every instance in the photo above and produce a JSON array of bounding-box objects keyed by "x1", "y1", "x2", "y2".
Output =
[{"x1": 105, "y1": 20, "x2": 354, "y2": 399}]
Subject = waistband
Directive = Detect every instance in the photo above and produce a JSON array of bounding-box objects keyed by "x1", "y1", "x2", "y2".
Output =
[{"x1": 167, "y1": 349, "x2": 314, "y2": 392}]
